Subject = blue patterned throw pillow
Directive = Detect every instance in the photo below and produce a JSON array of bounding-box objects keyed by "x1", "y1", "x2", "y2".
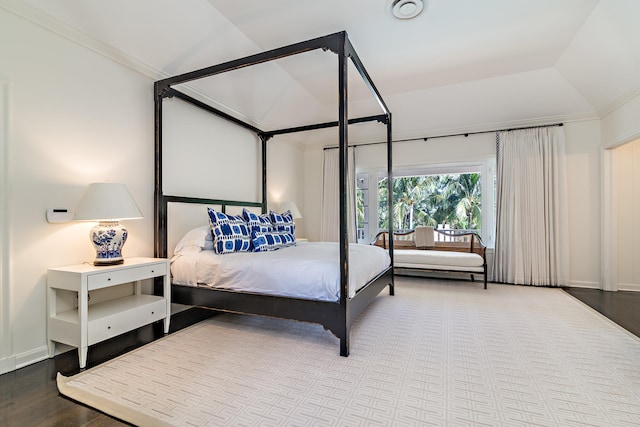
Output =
[
  {"x1": 269, "y1": 210, "x2": 296, "y2": 238},
  {"x1": 242, "y1": 208, "x2": 273, "y2": 233},
  {"x1": 252, "y1": 230, "x2": 295, "y2": 252},
  {"x1": 207, "y1": 208, "x2": 251, "y2": 254}
]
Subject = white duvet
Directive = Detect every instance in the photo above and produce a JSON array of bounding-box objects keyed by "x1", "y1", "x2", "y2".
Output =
[{"x1": 171, "y1": 241, "x2": 391, "y2": 302}]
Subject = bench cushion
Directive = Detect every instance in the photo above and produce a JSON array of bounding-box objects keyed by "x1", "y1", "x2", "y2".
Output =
[{"x1": 394, "y1": 249, "x2": 484, "y2": 272}]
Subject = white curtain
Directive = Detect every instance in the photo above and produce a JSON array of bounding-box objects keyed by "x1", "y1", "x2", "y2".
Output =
[
  {"x1": 493, "y1": 126, "x2": 569, "y2": 286},
  {"x1": 321, "y1": 147, "x2": 357, "y2": 243}
]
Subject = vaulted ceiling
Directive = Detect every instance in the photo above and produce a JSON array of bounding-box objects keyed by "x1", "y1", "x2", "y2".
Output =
[{"x1": 13, "y1": 0, "x2": 640, "y2": 144}]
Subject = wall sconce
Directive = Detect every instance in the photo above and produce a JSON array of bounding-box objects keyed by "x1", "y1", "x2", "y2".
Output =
[{"x1": 74, "y1": 183, "x2": 143, "y2": 265}]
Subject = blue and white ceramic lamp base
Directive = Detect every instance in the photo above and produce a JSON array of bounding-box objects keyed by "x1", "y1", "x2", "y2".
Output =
[{"x1": 90, "y1": 221, "x2": 128, "y2": 265}]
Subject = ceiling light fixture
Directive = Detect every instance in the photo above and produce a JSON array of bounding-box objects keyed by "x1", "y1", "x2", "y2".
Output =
[{"x1": 391, "y1": 0, "x2": 425, "y2": 20}]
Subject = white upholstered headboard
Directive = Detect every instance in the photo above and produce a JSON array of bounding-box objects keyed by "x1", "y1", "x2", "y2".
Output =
[{"x1": 166, "y1": 202, "x2": 262, "y2": 257}]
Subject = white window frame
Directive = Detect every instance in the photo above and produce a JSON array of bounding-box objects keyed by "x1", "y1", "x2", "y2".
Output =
[{"x1": 358, "y1": 158, "x2": 495, "y2": 248}]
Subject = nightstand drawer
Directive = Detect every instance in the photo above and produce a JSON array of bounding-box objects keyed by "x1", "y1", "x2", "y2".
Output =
[
  {"x1": 87, "y1": 263, "x2": 167, "y2": 290},
  {"x1": 88, "y1": 296, "x2": 167, "y2": 344}
]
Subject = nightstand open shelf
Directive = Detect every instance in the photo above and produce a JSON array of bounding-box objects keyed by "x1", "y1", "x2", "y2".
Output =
[{"x1": 47, "y1": 257, "x2": 171, "y2": 368}]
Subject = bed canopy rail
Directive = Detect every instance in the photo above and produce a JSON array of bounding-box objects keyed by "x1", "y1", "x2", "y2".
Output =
[
  {"x1": 261, "y1": 114, "x2": 389, "y2": 138},
  {"x1": 154, "y1": 31, "x2": 394, "y2": 356},
  {"x1": 155, "y1": 32, "x2": 389, "y2": 113}
]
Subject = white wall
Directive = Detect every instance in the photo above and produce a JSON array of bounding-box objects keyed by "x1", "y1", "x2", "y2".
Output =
[
  {"x1": 614, "y1": 138, "x2": 640, "y2": 291},
  {"x1": 268, "y1": 138, "x2": 306, "y2": 237},
  {"x1": 602, "y1": 90, "x2": 640, "y2": 291},
  {"x1": 0, "y1": 9, "x2": 304, "y2": 374},
  {"x1": 303, "y1": 147, "x2": 324, "y2": 242},
  {"x1": 161, "y1": 100, "x2": 305, "y2": 218},
  {"x1": 356, "y1": 133, "x2": 496, "y2": 169},
  {"x1": 162, "y1": 99, "x2": 261, "y2": 202},
  {"x1": 564, "y1": 120, "x2": 602, "y2": 288},
  {"x1": 0, "y1": 9, "x2": 155, "y2": 373}
]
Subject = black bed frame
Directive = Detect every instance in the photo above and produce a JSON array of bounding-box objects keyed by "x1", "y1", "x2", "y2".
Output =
[{"x1": 154, "y1": 31, "x2": 395, "y2": 356}]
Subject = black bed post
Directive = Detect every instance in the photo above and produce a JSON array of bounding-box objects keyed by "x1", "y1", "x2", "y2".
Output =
[
  {"x1": 387, "y1": 113, "x2": 395, "y2": 296},
  {"x1": 154, "y1": 81, "x2": 166, "y2": 260},
  {"x1": 337, "y1": 32, "x2": 350, "y2": 357},
  {"x1": 153, "y1": 81, "x2": 167, "y2": 298},
  {"x1": 344, "y1": 34, "x2": 394, "y2": 297},
  {"x1": 260, "y1": 134, "x2": 269, "y2": 214}
]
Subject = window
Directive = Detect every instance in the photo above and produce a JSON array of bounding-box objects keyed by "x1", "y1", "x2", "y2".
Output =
[
  {"x1": 356, "y1": 173, "x2": 369, "y2": 241},
  {"x1": 357, "y1": 161, "x2": 495, "y2": 247}
]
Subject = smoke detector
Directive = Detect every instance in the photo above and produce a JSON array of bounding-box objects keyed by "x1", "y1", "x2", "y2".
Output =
[{"x1": 391, "y1": 0, "x2": 425, "y2": 20}]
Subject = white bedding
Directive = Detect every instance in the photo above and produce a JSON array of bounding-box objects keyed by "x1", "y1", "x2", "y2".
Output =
[{"x1": 171, "y1": 241, "x2": 391, "y2": 302}]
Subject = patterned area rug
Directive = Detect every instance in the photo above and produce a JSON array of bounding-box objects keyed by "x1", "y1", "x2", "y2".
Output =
[{"x1": 58, "y1": 278, "x2": 640, "y2": 426}]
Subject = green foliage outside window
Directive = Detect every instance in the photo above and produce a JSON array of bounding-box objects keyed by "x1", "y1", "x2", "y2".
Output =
[
  {"x1": 377, "y1": 173, "x2": 482, "y2": 232},
  {"x1": 356, "y1": 186, "x2": 365, "y2": 228}
]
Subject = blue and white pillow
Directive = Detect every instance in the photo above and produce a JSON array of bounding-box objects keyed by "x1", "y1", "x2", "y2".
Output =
[
  {"x1": 270, "y1": 210, "x2": 296, "y2": 238},
  {"x1": 207, "y1": 207, "x2": 251, "y2": 254},
  {"x1": 242, "y1": 208, "x2": 273, "y2": 233},
  {"x1": 252, "y1": 230, "x2": 295, "y2": 252}
]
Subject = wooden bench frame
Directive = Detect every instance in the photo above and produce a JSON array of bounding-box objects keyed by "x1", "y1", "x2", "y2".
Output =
[{"x1": 373, "y1": 228, "x2": 488, "y2": 289}]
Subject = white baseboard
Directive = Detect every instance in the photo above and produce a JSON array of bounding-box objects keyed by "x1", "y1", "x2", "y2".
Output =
[
  {"x1": 0, "y1": 345, "x2": 50, "y2": 375},
  {"x1": 14, "y1": 345, "x2": 50, "y2": 370},
  {"x1": 567, "y1": 281, "x2": 601, "y2": 289},
  {"x1": 566, "y1": 281, "x2": 640, "y2": 292},
  {"x1": 0, "y1": 355, "x2": 16, "y2": 375},
  {"x1": 617, "y1": 283, "x2": 640, "y2": 292}
]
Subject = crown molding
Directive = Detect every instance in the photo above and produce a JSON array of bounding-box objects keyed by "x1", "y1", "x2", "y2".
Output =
[
  {"x1": 601, "y1": 128, "x2": 640, "y2": 150},
  {"x1": 1, "y1": 0, "x2": 160, "y2": 79},
  {"x1": 599, "y1": 82, "x2": 640, "y2": 119}
]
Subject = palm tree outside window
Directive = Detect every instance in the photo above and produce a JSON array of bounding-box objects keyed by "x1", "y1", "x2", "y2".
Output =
[{"x1": 376, "y1": 173, "x2": 482, "y2": 233}]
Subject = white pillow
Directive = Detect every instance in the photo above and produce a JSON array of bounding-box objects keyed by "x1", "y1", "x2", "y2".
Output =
[{"x1": 173, "y1": 225, "x2": 213, "y2": 255}]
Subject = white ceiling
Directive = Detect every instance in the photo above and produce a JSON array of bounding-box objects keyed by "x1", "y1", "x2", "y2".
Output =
[{"x1": 13, "y1": 0, "x2": 640, "y2": 144}]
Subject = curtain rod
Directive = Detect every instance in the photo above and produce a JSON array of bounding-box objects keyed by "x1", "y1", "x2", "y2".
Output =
[{"x1": 323, "y1": 122, "x2": 564, "y2": 150}]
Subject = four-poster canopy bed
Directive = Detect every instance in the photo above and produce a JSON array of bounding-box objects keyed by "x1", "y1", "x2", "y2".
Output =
[{"x1": 154, "y1": 31, "x2": 395, "y2": 356}]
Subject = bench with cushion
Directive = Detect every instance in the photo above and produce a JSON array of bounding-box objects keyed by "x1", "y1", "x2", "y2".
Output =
[{"x1": 373, "y1": 226, "x2": 488, "y2": 289}]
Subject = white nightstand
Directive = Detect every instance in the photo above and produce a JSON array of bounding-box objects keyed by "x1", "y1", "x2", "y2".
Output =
[{"x1": 47, "y1": 257, "x2": 171, "y2": 368}]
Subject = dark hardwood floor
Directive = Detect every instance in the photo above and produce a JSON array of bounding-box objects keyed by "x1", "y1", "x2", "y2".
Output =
[
  {"x1": 0, "y1": 307, "x2": 216, "y2": 427},
  {"x1": 1, "y1": 288, "x2": 638, "y2": 426},
  {"x1": 563, "y1": 286, "x2": 640, "y2": 338}
]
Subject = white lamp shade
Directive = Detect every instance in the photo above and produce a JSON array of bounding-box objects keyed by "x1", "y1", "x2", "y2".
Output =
[
  {"x1": 74, "y1": 183, "x2": 143, "y2": 221},
  {"x1": 279, "y1": 201, "x2": 302, "y2": 219}
]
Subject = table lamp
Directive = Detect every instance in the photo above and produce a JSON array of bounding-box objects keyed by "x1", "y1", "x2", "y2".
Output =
[
  {"x1": 74, "y1": 182, "x2": 143, "y2": 265},
  {"x1": 279, "y1": 201, "x2": 302, "y2": 219}
]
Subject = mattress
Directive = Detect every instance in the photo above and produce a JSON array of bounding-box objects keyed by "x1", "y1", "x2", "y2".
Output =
[{"x1": 171, "y1": 241, "x2": 391, "y2": 302}]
